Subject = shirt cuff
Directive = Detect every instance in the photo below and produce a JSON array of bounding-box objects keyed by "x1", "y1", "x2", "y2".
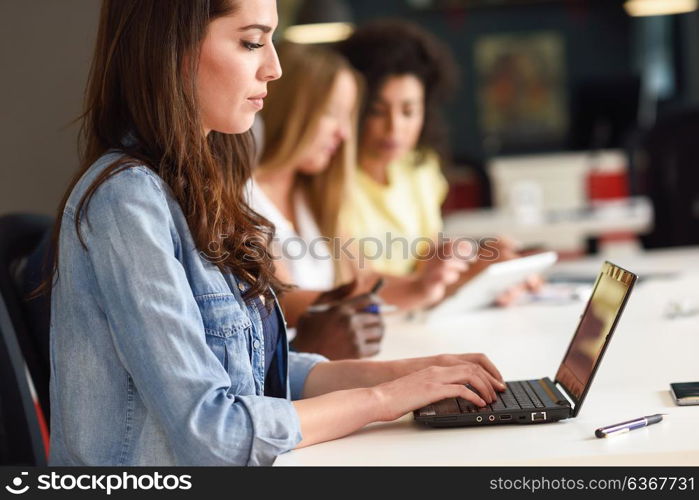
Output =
[
  {"x1": 236, "y1": 396, "x2": 303, "y2": 466},
  {"x1": 288, "y1": 351, "x2": 328, "y2": 400}
]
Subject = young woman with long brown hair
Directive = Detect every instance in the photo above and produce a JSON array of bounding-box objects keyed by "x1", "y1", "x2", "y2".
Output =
[{"x1": 47, "y1": 0, "x2": 505, "y2": 466}]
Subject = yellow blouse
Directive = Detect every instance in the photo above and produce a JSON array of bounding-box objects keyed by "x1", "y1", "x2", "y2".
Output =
[{"x1": 340, "y1": 150, "x2": 448, "y2": 277}]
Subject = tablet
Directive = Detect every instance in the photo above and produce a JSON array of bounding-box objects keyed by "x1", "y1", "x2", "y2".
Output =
[{"x1": 427, "y1": 251, "x2": 558, "y2": 318}]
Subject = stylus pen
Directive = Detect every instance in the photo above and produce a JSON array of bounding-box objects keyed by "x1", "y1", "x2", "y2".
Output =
[
  {"x1": 594, "y1": 414, "x2": 665, "y2": 438},
  {"x1": 361, "y1": 304, "x2": 398, "y2": 314},
  {"x1": 307, "y1": 278, "x2": 385, "y2": 313}
]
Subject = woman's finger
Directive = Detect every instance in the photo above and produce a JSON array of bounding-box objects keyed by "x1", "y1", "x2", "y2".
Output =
[
  {"x1": 351, "y1": 313, "x2": 384, "y2": 329},
  {"x1": 469, "y1": 371, "x2": 497, "y2": 402},
  {"x1": 470, "y1": 354, "x2": 504, "y2": 383},
  {"x1": 361, "y1": 325, "x2": 384, "y2": 343},
  {"x1": 436, "y1": 365, "x2": 495, "y2": 403},
  {"x1": 454, "y1": 384, "x2": 487, "y2": 407}
]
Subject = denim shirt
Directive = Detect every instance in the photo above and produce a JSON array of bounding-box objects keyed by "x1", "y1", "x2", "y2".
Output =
[{"x1": 49, "y1": 152, "x2": 326, "y2": 466}]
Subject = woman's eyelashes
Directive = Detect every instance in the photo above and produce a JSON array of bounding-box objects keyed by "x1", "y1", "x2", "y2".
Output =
[{"x1": 242, "y1": 40, "x2": 265, "y2": 51}]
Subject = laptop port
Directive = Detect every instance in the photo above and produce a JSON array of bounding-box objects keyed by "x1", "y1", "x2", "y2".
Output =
[
  {"x1": 531, "y1": 412, "x2": 547, "y2": 422},
  {"x1": 488, "y1": 415, "x2": 496, "y2": 422},
  {"x1": 499, "y1": 414, "x2": 512, "y2": 421},
  {"x1": 436, "y1": 416, "x2": 457, "y2": 422},
  {"x1": 476, "y1": 416, "x2": 483, "y2": 423}
]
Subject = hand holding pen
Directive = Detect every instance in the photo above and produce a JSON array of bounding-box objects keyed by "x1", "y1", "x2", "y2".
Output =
[
  {"x1": 307, "y1": 278, "x2": 396, "y2": 314},
  {"x1": 293, "y1": 278, "x2": 387, "y2": 359}
]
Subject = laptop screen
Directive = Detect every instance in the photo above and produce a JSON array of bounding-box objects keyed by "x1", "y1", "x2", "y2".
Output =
[{"x1": 555, "y1": 262, "x2": 636, "y2": 415}]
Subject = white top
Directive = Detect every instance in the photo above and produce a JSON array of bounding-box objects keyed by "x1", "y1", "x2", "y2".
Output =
[{"x1": 247, "y1": 179, "x2": 335, "y2": 291}]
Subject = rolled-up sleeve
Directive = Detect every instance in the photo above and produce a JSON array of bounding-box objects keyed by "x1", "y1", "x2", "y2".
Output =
[
  {"x1": 288, "y1": 352, "x2": 327, "y2": 400},
  {"x1": 82, "y1": 166, "x2": 302, "y2": 465}
]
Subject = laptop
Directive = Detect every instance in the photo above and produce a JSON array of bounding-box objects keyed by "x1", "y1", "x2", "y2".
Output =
[{"x1": 415, "y1": 261, "x2": 637, "y2": 427}]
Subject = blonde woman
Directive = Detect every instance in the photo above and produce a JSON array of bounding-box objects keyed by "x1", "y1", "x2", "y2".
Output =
[
  {"x1": 252, "y1": 42, "x2": 357, "y2": 297},
  {"x1": 250, "y1": 43, "x2": 470, "y2": 359},
  {"x1": 250, "y1": 42, "x2": 383, "y2": 359}
]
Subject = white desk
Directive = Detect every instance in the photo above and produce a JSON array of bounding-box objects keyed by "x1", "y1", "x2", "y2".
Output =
[
  {"x1": 276, "y1": 247, "x2": 699, "y2": 466},
  {"x1": 443, "y1": 197, "x2": 653, "y2": 254}
]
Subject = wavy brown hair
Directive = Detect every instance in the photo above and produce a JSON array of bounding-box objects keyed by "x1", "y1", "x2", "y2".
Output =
[{"x1": 42, "y1": 0, "x2": 284, "y2": 302}]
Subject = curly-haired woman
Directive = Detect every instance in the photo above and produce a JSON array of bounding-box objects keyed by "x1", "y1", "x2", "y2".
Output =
[{"x1": 337, "y1": 20, "x2": 524, "y2": 307}]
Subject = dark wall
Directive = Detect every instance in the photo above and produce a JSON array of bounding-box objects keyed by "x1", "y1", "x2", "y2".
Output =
[
  {"x1": 0, "y1": 0, "x2": 100, "y2": 216},
  {"x1": 349, "y1": 0, "x2": 635, "y2": 164}
]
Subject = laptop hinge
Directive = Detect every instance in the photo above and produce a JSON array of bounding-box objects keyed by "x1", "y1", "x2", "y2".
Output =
[{"x1": 554, "y1": 381, "x2": 576, "y2": 414}]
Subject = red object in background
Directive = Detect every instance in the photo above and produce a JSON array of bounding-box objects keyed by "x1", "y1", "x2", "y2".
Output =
[
  {"x1": 34, "y1": 400, "x2": 50, "y2": 459},
  {"x1": 587, "y1": 170, "x2": 629, "y2": 201},
  {"x1": 442, "y1": 169, "x2": 483, "y2": 215},
  {"x1": 587, "y1": 166, "x2": 637, "y2": 249},
  {"x1": 25, "y1": 366, "x2": 50, "y2": 459}
]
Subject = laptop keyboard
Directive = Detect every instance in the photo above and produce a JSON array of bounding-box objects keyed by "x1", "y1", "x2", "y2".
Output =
[{"x1": 432, "y1": 380, "x2": 546, "y2": 415}]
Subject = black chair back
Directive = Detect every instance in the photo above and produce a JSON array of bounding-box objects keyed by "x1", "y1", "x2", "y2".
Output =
[
  {"x1": 0, "y1": 213, "x2": 53, "y2": 465},
  {"x1": 638, "y1": 108, "x2": 699, "y2": 248}
]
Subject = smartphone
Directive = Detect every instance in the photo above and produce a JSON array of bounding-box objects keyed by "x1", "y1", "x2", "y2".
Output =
[{"x1": 670, "y1": 382, "x2": 699, "y2": 406}]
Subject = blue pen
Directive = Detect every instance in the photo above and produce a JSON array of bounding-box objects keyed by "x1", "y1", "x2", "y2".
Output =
[
  {"x1": 307, "y1": 278, "x2": 387, "y2": 313},
  {"x1": 362, "y1": 278, "x2": 387, "y2": 314},
  {"x1": 363, "y1": 304, "x2": 398, "y2": 314},
  {"x1": 368, "y1": 277, "x2": 385, "y2": 295},
  {"x1": 595, "y1": 414, "x2": 665, "y2": 438}
]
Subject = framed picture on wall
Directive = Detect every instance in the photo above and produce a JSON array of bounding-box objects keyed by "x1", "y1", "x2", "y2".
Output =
[{"x1": 474, "y1": 31, "x2": 569, "y2": 153}]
